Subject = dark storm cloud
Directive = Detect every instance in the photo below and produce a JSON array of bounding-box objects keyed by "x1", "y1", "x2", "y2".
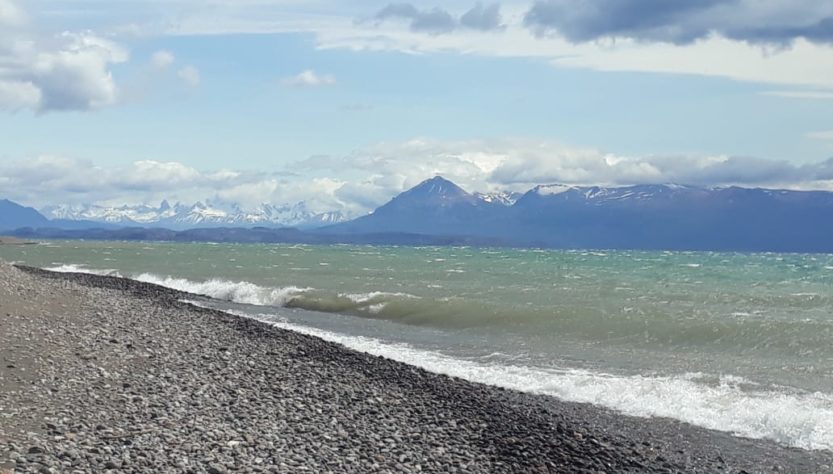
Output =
[
  {"x1": 372, "y1": 3, "x2": 504, "y2": 35},
  {"x1": 460, "y1": 3, "x2": 504, "y2": 31},
  {"x1": 524, "y1": 0, "x2": 833, "y2": 45},
  {"x1": 374, "y1": 3, "x2": 457, "y2": 34},
  {"x1": 726, "y1": 17, "x2": 833, "y2": 44}
]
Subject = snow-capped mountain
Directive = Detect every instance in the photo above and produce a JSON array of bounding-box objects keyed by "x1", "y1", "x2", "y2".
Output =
[
  {"x1": 325, "y1": 178, "x2": 833, "y2": 252},
  {"x1": 474, "y1": 191, "x2": 523, "y2": 206},
  {"x1": 527, "y1": 183, "x2": 703, "y2": 203},
  {"x1": 41, "y1": 201, "x2": 348, "y2": 230},
  {"x1": 10, "y1": 176, "x2": 833, "y2": 252}
]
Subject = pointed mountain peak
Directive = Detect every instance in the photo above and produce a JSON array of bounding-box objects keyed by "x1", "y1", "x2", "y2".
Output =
[
  {"x1": 159, "y1": 199, "x2": 171, "y2": 211},
  {"x1": 408, "y1": 176, "x2": 468, "y2": 197}
]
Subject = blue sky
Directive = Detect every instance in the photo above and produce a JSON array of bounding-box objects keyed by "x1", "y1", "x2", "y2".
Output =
[{"x1": 1, "y1": 0, "x2": 832, "y2": 215}]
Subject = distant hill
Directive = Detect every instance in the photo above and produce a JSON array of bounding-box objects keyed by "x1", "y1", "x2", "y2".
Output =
[
  {"x1": 503, "y1": 184, "x2": 833, "y2": 251},
  {"x1": 0, "y1": 199, "x2": 50, "y2": 230},
  {"x1": 10, "y1": 226, "x2": 509, "y2": 247},
  {"x1": 323, "y1": 178, "x2": 833, "y2": 253},
  {"x1": 8, "y1": 177, "x2": 833, "y2": 252}
]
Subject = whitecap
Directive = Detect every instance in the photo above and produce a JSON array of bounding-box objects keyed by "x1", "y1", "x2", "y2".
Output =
[{"x1": 208, "y1": 306, "x2": 833, "y2": 452}]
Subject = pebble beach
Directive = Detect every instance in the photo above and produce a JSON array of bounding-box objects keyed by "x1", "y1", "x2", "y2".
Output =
[{"x1": 1, "y1": 261, "x2": 832, "y2": 473}]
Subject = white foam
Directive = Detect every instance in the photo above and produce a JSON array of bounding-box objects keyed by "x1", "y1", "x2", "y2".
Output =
[
  {"x1": 216, "y1": 306, "x2": 833, "y2": 452},
  {"x1": 43, "y1": 263, "x2": 833, "y2": 451},
  {"x1": 341, "y1": 291, "x2": 419, "y2": 303},
  {"x1": 45, "y1": 265, "x2": 313, "y2": 307},
  {"x1": 133, "y1": 273, "x2": 311, "y2": 307},
  {"x1": 45, "y1": 264, "x2": 122, "y2": 277},
  {"x1": 42, "y1": 265, "x2": 415, "y2": 311}
]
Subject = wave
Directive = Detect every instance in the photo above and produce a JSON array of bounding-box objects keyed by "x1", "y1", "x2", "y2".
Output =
[
  {"x1": 45, "y1": 264, "x2": 122, "y2": 277},
  {"x1": 42, "y1": 263, "x2": 833, "y2": 450},
  {"x1": 134, "y1": 273, "x2": 312, "y2": 307},
  {"x1": 218, "y1": 306, "x2": 833, "y2": 452},
  {"x1": 133, "y1": 274, "x2": 420, "y2": 316},
  {"x1": 45, "y1": 265, "x2": 420, "y2": 317},
  {"x1": 43, "y1": 265, "x2": 833, "y2": 353}
]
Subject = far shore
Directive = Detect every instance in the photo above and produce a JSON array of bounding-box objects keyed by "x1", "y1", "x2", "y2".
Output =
[{"x1": 0, "y1": 237, "x2": 36, "y2": 246}]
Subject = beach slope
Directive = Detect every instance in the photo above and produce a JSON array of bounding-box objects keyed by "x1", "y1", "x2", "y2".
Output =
[{"x1": 1, "y1": 261, "x2": 831, "y2": 473}]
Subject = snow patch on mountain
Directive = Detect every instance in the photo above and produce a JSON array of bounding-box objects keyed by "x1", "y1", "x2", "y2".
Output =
[
  {"x1": 534, "y1": 184, "x2": 575, "y2": 196},
  {"x1": 474, "y1": 191, "x2": 522, "y2": 206},
  {"x1": 41, "y1": 201, "x2": 348, "y2": 229}
]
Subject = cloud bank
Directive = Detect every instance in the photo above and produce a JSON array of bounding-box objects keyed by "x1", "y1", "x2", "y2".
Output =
[
  {"x1": 5, "y1": 139, "x2": 833, "y2": 216},
  {"x1": 20, "y1": 0, "x2": 833, "y2": 90},
  {"x1": 281, "y1": 70, "x2": 337, "y2": 87}
]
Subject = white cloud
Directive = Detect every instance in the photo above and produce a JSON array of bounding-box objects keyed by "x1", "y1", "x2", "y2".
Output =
[
  {"x1": 177, "y1": 65, "x2": 200, "y2": 86},
  {"x1": 18, "y1": 1, "x2": 833, "y2": 90},
  {"x1": 151, "y1": 50, "x2": 175, "y2": 69},
  {"x1": 0, "y1": 0, "x2": 25, "y2": 27},
  {"x1": 120, "y1": 161, "x2": 203, "y2": 190},
  {"x1": 550, "y1": 37, "x2": 833, "y2": 90},
  {"x1": 807, "y1": 130, "x2": 833, "y2": 141},
  {"x1": 281, "y1": 69, "x2": 337, "y2": 87},
  {"x1": 0, "y1": 1, "x2": 128, "y2": 112},
  {"x1": 290, "y1": 138, "x2": 833, "y2": 210},
  {"x1": 159, "y1": 3, "x2": 833, "y2": 90},
  {"x1": 0, "y1": 157, "x2": 244, "y2": 207},
  {"x1": 5, "y1": 138, "x2": 833, "y2": 215},
  {"x1": 0, "y1": 80, "x2": 42, "y2": 111},
  {"x1": 309, "y1": 21, "x2": 833, "y2": 89},
  {"x1": 31, "y1": 32, "x2": 128, "y2": 111},
  {"x1": 763, "y1": 90, "x2": 833, "y2": 100},
  {"x1": 0, "y1": 156, "x2": 353, "y2": 215}
]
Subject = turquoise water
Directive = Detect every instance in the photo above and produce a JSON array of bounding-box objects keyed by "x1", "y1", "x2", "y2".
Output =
[{"x1": 3, "y1": 240, "x2": 833, "y2": 450}]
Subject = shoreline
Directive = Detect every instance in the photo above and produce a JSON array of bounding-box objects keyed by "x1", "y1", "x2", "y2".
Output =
[
  {"x1": 2, "y1": 263, "x2": 832, "y2": 472},
  {"x1": 0, "y1": 237, "x2": 36, "y2": 246}
]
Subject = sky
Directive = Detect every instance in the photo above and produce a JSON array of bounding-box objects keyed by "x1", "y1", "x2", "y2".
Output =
[{"x1": 1, "y1": 0, "x2": 832, "y2": 216}]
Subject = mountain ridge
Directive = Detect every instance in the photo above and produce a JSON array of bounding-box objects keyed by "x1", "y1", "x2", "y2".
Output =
[
  {"x1": 0, "y1": 199, "x2": 50, "y2": 230},
  {"x1": 40, "y1": 201, "x2": 347, "y2": 230},
  {"x1": 7, "y1": 176, "x2": 833, "y2": 252},
  {"x1": 322, "y1": 177, "x2": 833, "y2": 252}
]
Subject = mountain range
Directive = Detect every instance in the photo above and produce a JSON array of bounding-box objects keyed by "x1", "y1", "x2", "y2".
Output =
[
  {"x1": 40, "y1": 200, "x2": 346, "y2": 230},
  {"x1": 5, "y1": 176, "x2": 833, "y2": 252},
  {"x1": 324, "y1": 177, "x2": 833, "y2": 252}
]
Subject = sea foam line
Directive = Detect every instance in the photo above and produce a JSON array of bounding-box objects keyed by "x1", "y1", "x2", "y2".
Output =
[
  {"x1": 46, "y1": 264, "x2": 833, "y2": 451},
  {"x1": 45, "y1": 265, "x2": 416, "y2": 313},
  {"x1": 202, "y1": 304, "x2": 833, "y2": 452}
]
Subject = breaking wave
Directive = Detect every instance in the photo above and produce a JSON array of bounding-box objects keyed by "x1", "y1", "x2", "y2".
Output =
[
  {"x1": 218, "y1": 306, "x2": 833, "y2": 452},
  {"x1": 42, "y1": 262, "x2": 833, "y2": 451},
  {"x1": 45, "y1": 263, "x2": 122, "y2": 277},
  {"x1": 46, "y1": 265, "x2": 420, "y2": 318}
]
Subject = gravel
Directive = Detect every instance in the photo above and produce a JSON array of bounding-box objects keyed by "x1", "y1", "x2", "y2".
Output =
[{"x1": 1, "y1": 262, "x2": 832, "y2": 473}]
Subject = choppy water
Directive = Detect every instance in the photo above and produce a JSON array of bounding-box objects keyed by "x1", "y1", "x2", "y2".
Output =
[{"x1": 3, "y1": 240, "x2": 833, "y2": 450}]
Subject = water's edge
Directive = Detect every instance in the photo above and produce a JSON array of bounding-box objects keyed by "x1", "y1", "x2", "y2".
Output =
[{"x1": 24, "y1": 262, "x2": 833, "y2": 452}]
